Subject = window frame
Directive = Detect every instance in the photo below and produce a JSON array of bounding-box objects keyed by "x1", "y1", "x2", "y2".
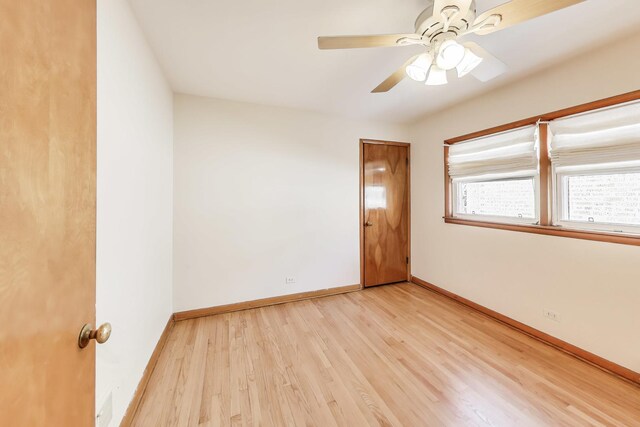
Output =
[{"x1": 443, "y1": 89, "x2": 640, "y2": 247}]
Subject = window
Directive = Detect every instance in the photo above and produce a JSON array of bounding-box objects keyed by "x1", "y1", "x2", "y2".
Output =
[
  {"x1": 448, "y1": 125, "x2": 539, "y2": 224},
  {"x1": 444, "y1": 91, "x2": 640, "y2": 246},
  {"x1": 549, "y1": 100, "x2": 640, "y2": 234},
  {"x1": 556, "y1": 170, "x2": 640, "y2": 231},
  {"x1": 454, "y1": 178, "x2": 537, "y2": 220}
]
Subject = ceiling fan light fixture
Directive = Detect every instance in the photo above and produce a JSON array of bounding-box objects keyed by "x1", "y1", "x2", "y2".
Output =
[
  {"x1": 456, "y1": 48, "x2": 483, "y2": 78},
  {"x1": 406, "y1": 53, "x2": 433, "y2": 82},
  {"x1": 319, "y1": 0, "x2": 583, "y2": 93},
  {"x1": 425, "y1": 65, "x2": 447, "y2": 86},
  {"x1": 436, "y1": 39, "x2": 465, "y2": 71}
]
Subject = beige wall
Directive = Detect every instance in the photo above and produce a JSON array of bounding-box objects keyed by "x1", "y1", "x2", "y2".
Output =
[
  {"x1": 409, "y1": 31, "x2": 640, "y2": 372},
  {"x1": 173, "y1": 94, "x2": 408, "y2": 312}
]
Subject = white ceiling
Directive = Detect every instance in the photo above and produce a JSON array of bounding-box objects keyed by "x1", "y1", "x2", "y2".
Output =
[{"x1": 128, "y1": 0, "x2": 640, "y2": 123}]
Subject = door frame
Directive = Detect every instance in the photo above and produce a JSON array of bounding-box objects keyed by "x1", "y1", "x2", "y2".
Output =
[{"x1": 359, "y1": 139, "x2": 411, "y2": 288}]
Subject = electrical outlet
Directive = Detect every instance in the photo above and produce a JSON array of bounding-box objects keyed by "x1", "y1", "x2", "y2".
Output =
[
  {"x1": 285, "y1": 277, "x2": 296, "y2": 284},
  {"x1": 543, "y1": 309, "x2": 561, "y2": 322},
  {"x1": 96, "y1": 392, "x2": 113, "y2": 427}
]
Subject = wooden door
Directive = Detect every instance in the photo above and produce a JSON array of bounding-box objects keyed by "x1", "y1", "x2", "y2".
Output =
[
  {"x1": 362, "y1": 141, "x2": 410, "y2": 287},
  {"x1": 0, "y1": 1, "x2": 97, "y2": 426}
]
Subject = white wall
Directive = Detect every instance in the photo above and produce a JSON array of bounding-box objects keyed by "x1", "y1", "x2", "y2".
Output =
[
  {"x1": 173, "y1": 95, "x2": 408, "y2": 312},
  {"x1": 410, "y1": 31, "x2": 640, "y2": 373},
  {"x1": 96, "y1": 0, "x2": 173, "y2": 425}
]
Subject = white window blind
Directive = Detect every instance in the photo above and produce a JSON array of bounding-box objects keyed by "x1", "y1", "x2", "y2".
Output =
[
  {"x1": 447, "y1": 125, "x2": 539, "y2": 180},
  {"x1": 549, "y1": 100, "x2": 640, "y2": 168}
]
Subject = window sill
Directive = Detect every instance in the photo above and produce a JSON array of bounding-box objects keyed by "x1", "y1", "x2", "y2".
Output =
[{"x1": 444, "y1": 217, "x2": 640, "y2": 247}]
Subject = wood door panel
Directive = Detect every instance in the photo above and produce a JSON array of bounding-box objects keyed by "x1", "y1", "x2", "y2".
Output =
[
  {"x1": 363, "y1": 144, "x2": 409, "y2": 287},
  {"x1": 0, "y1": 1, "x2": 96, "y2": 425}
]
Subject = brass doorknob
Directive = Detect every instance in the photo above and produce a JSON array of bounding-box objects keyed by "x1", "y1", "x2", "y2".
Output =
[
  {"x1": 365, "y1": 221, "x2": 374, "y2": 227},
  {"x1": 78, "y1": 323, "x2": 112, "y2": 349}
]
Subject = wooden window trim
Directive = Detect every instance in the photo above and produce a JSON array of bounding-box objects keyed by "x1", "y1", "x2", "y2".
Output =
[
  {"x1": 538, "y1": 123, "x2": 551, "y2": 226},
  {"x1": 443, "y1": 89, "x2": 640, "y2": 246}
]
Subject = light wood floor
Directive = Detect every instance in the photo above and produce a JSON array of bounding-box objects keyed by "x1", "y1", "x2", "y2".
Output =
[{"x1": 132, "y1": 283, "x2": 640, "y2": 426}]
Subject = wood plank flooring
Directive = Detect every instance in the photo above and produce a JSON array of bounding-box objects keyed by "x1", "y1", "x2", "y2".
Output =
[{"x1": 131, "y1": 283, "x2": 640, "y2": 426}]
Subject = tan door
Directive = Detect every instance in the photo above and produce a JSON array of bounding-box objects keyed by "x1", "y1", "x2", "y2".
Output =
[
  {"x1": 362, "y1": 142, "x2": 410, "y2": 287},
  {"x1": 0, "y1": 1, "x2": 97, "y2": 426}
]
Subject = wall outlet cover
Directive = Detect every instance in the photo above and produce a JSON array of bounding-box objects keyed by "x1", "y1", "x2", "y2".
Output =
[{"x1": 543, "y1": 309, "x2": 561, "y2": 322}]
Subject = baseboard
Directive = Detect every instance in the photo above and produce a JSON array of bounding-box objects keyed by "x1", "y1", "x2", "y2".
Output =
[
  {"x1": 120, "y1": 316, "x2": 175, "y2": 426},
  {"x1": 173, "y1": 284, "x2": 362, "y2": 321},
  {"x1": 410, "y1": 276, "x2": 640, "y2": 386}
]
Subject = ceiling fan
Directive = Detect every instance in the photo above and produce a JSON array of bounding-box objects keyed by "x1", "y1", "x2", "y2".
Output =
[{"x1": 317, "y1": 0, "x2": 584, "y2": 93}]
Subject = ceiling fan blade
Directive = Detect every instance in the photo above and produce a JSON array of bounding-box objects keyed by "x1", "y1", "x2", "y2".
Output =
[
  {"x1": 463, "y1": 42, "x2": 507, "y2": 82},
  {"x1": 432, "y1": 0, "x2": 473, "y2": 20},
  {"x1": 318, "y1": 34, "x2": 418, "y2": 50},
  {"x1": 371, "y1": 55, "x2": 418, "y2": 93},
  {"x1": 472, "y1": 0, "x2": 584, "y2": 36}
]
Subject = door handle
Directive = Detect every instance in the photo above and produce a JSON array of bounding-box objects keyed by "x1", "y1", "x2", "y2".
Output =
[
  {"x1": 365, "y1": 221, "x2": 374, "y2": 227},
  {"x1": 78, "y1": 323, "x2": 112, "y2": 349}
]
